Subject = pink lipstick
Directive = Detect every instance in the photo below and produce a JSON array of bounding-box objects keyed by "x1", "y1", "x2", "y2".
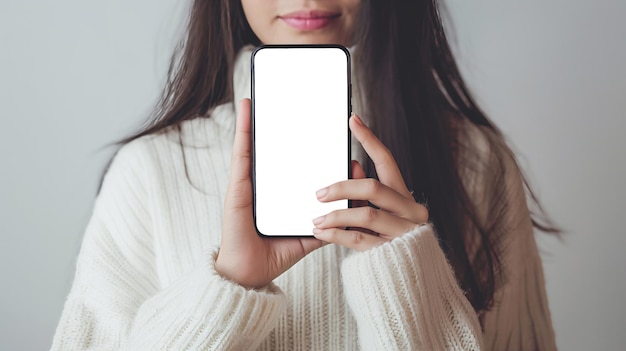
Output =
[{"x1": 280, "y1": 10, "x2": 341, "y2": 31}]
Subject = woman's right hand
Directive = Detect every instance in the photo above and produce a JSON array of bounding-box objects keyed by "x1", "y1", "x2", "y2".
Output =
[{"x1": 214, "y1": 98, "x2": 325, "y2": 289}]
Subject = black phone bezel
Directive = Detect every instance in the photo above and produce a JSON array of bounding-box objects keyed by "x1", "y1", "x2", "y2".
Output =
[{"x1": 250, "y1": 44, "x2": 353, "y2": 238}]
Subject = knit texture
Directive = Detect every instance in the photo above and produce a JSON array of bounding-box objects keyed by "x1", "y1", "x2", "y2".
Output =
[
  {"x1": 51, "y1": 46, "x2": 556, "y2": 350},
  {"x1": 341, "y1": 225, "x2": 482, "y2": 350}
]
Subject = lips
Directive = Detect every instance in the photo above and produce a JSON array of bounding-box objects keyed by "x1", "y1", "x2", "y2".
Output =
[{"x1": 280, "y1": 10, "x2": 341, "y2": 31}]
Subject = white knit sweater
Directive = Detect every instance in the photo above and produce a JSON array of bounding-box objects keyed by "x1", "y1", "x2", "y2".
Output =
[{"x1": 51, "y1": 47, "x2": 557, "y2": 350}]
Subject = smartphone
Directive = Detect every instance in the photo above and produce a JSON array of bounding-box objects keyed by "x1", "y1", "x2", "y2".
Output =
[{"x1": 251, "y1": 44, "x2": 351, "y2": 237}]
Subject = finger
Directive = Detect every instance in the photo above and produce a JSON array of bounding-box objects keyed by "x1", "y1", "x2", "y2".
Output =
[
  {"x1": 317, "y1": 178, "x2": 428, "y2": 223},
  {"x1": 271, "y1": 237, "x2": 326, "y2": 265},
  {"x1": 229, "y1": 98, "x2": 252, "y2": 184},
  {"x1": 349, "y1": 114, "x2": 413, "y2": 199},
  {"x1": 351, "y1": 160, "x2": 366, "y2": 179},
  {"x1": 225, "y1": 99, "x2": 253, "y2": 210},
  {"x1": 312, "y1": 227, "x2": 387, "y2": 252},
  {"x1": 299, "y1": 237, "x2": 327, "y2": 253},
  {"x1": 313, "y1": 207, "x2": 418, "y2": 239},
  {"x1": 350, "y1": 160, "x2": 368, "y2": 207}
]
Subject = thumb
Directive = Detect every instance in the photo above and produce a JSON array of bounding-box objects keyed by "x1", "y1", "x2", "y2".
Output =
[{"x1": 226, "y1": 99, "x2": 253, "y2": 209}]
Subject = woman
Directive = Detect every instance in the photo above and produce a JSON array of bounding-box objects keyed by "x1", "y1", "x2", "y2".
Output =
[{"x1": 52, "y1": 0, "x2": 558, "y2": 350}]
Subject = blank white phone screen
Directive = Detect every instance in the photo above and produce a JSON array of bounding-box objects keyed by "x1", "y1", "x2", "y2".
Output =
[{"x1": 252, "y1": 46, "x2": 349, "y2": 236}]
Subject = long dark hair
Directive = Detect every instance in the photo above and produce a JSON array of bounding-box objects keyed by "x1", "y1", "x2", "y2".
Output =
[{"x1": 101, "y1": 0, "x2": 558, "y2": 313}]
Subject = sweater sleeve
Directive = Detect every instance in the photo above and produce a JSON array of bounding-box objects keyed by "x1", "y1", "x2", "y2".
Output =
[
  {"x1": 51, "y1": 139, "x2": 287, "y2": 351},
  {"x1": 476, "y1": 154, "x2": 557, "y2": 350},
  {"x1": 341, "y1": 131, "x2": 557, "y2": 350},
  {"x1": 340, "y1": 224, "x2": 483, "y2": 350},
  {"x1": 478, "y1": 192, "x2": 557, "y2": 351}
]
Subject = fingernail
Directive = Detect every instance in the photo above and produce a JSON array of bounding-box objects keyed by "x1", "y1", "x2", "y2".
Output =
[
  {"x1": 312, "y1": 228, "x2": 323, "y2": 235},
  {"x1": 312, "y1": 215, "x2": 325, "y2": 225},
  {"x1": 352, "y1": 114, "x2": 364, "y2": 126},
  {"x1": 316, "y1": 187, "x2": 328, "y2": 199}
]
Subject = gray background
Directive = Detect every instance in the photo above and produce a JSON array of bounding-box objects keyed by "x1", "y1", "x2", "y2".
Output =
[{"x1": 1, "y1": 0, "x2": 624, "y2": 349}]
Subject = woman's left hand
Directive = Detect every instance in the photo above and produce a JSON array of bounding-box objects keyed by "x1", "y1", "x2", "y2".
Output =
[{"x1": 312, "y1": 114, "x2": 429, "y2": 251}]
